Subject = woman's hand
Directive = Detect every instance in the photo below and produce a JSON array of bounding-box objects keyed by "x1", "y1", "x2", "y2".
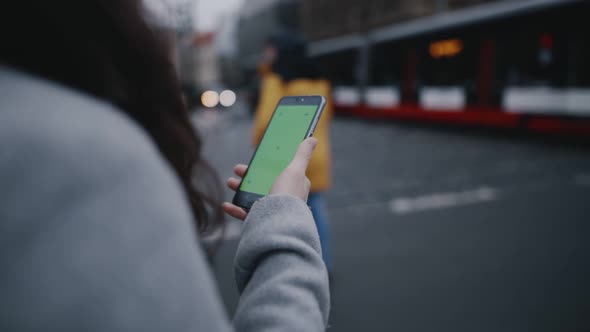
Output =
[
  {"x1": 222, "y1": 164, "x2": 249, "y2": 220},
  {"x1": 222, "y1": 137, "x2": 317, "y2": 221},
  {"x1": 268, "y1": 137, "x2": 316, "y2": 200}
]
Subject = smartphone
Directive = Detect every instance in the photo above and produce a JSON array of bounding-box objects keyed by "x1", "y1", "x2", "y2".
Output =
[{"x1": 232, "y1": 95, "x2": 326, "y2": 210}]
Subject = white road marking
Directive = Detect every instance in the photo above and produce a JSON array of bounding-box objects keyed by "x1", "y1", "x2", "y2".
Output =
[{"x1": 390, "y1": 187, "x2": 499, "y2": 215}]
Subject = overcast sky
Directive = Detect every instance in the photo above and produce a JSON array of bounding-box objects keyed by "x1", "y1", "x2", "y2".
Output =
[
  {"x1": 195, "y1": 0, "x2": 244, "y2": 31},
  {"x1": 144, "y1": 0, "x2": 243, "y2": 31}
]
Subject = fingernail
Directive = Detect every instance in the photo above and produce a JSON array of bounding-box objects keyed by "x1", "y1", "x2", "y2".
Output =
[{"x1": 309, "y1": 137, "x2": 318, "y2": 147}]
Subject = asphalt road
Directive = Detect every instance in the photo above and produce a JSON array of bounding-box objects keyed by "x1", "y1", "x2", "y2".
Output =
[{"x1": 194, "y1": 109, "x2": 590, "y2": 332}]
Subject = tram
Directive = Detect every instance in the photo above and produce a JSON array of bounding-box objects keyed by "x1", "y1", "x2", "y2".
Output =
[{"x1": 309, "y1": 0, "x2": 590, "y2": 136}]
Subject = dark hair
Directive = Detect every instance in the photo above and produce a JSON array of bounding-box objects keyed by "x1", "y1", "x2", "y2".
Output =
[
  {"x1": 0, "y1": 1, "x2": 223, "y2": 235},
  {"x1": 268, "y1": 32, "x2": 324, "y2": 82}
]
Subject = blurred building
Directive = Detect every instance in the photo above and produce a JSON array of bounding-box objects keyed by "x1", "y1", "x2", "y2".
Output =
[
  {"x1": 143, "y1": 0, "x2": 201, "y2": 104},
  {"x1": 215, "y1": 12, "x2": 244, "y2": 88},
  {"x1": 191, "y1": 32, "x2": 221, "y2": 88},
  {"x1": 235, "y1": 0, "x2": 503, "y2": 72},
  {"x1": 303, "y1": 0, "x2": 501, "y2": 40}
]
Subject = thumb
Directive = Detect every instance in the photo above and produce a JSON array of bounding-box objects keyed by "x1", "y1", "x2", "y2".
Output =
[{"x1": 288, "y1": 137, "x2": 318, "y2": 173}]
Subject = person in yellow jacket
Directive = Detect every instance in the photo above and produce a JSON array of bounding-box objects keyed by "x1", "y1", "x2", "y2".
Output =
[{"x1": 252, "y1": 33, "x2": 333, "y2": 270}]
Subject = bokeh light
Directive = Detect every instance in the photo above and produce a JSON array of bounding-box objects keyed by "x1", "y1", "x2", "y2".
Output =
[
  {"x1": 201, "y1": 90, "x2": 219, "y2": 108},
  {"x1": 219, "y1": 90, "x2": 237, "y2": 107}
]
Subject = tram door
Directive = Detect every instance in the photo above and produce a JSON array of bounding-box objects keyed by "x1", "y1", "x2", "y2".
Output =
[
  {"x1": 315, "y1": 49, "x2": 361, "y2": 109},
  {"x1": 368, "y1": 42, "x2": 403, "y2": 109}
]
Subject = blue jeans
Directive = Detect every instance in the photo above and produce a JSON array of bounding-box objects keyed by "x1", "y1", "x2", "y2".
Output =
[{"x1": 308, "y1": 193, "x2": 331, "y2": 271}]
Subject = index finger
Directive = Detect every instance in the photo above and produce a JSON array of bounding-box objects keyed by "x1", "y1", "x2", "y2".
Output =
[
  {"x1": 288, "y1": 137, "x2": 318, "y2": 172},
  {"x1": 233, "y1": 164, "x2": 248, "y2": 178}
]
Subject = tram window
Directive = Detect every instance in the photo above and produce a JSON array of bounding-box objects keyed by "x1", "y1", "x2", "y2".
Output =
[
  {"x1": 569, "y1": 34, "x2": 590, "y2": 87},
  {"x1": 421, "y1": 37, "x2": 478, "y2": 103},
  {"x1": 497, "y1": 30, "x2": 567, "y2": 88},
  {"x1": 568, "y1": 1, "x2": 590, "y2": 87},
  {"x1": 314, "y1": 49, "x2": 359, "y2": 86},
  {"x1": 370, "y1": 42, "x2": 402, "y2": 86},
  {"x1": 422, "y1": 38, "x2": 477, "y2": 85}
]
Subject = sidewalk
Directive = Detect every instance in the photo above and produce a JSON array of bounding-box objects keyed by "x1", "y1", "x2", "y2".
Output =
[
  {"x1": 191, "y1": 101, "x2": 254, "y2": 241},
  {"x1": 190, "y1": 101, "x2": 255, "y2": 315},
  {"x1": 190, "y1": 108, "x2": 590, "y2": 330},
  {"x1": 190, "y1": 100, "x2": 251, "y2": 137}
]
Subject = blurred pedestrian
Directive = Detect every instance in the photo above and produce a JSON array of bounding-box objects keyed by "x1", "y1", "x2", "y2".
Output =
[
  {"x1": 252, "y1": 32, "x2": 334, "y2": 271},
  {"x1": 0, "y1": 2, "x2": 328, "y2": 331}
]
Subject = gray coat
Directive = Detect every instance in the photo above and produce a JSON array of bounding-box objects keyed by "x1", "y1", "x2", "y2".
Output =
[{"x1": 0, "y1": 67, "x2": 330, "y2": 331}]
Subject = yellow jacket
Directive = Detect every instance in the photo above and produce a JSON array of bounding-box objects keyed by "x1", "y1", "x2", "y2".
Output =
[{"x1": 252, "y1": 72, "x2": 332, "y2": 192}]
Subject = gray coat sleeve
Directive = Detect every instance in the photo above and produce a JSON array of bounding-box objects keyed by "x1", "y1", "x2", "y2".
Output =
[{"x1": 233, "y1": 195, "x2": 331, "y2": 331}]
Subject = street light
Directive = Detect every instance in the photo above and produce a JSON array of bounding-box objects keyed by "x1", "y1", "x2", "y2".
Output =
[
  {"x1": 201, "y1": 90, "x2": 219, "y2": 108},
  {"x1": 219, "y1": 90, "x2": 237, "y2": 107}
]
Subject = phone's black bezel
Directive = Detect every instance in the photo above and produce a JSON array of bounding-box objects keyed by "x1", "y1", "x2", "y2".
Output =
[{"x1": 232, "y1": 95, "x2": 326, "y2": 211}]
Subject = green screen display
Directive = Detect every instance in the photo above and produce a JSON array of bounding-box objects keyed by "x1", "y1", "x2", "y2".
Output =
[{"x1": 241, "y1": 104, "x2": 319, "y2": 195}]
